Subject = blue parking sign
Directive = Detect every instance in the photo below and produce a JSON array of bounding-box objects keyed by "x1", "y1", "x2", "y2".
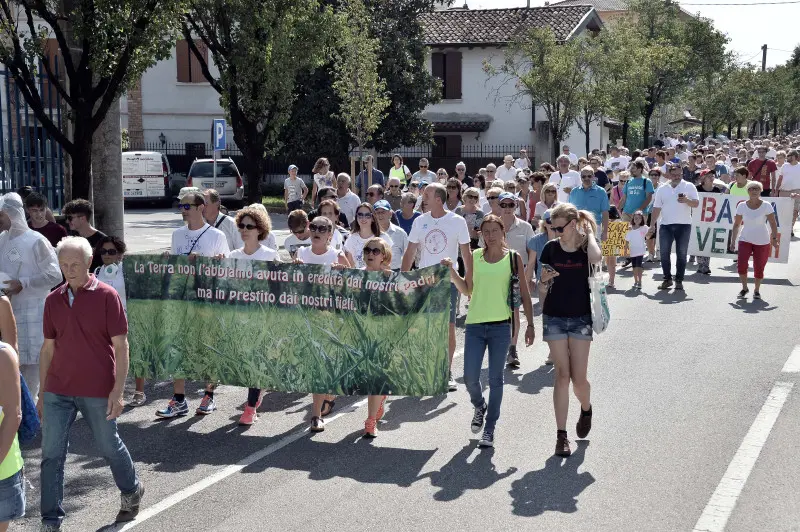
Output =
[{"x1": 212, "y1": 119, "x2": 226, "y2": 151}]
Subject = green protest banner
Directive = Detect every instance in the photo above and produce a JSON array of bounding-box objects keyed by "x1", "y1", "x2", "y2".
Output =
[{"x1": 123, "y1": 255, "x2": 450, "y2": 396}]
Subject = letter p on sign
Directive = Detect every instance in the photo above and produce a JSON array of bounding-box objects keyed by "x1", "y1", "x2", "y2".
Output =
[{"x1": 212, "y1": 119, "x2": 226, "y2": 151}]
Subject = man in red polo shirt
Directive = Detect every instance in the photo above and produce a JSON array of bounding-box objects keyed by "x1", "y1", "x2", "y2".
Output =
[
  {"x1": 748, "y1": 146, "x2": 778, "y2": 197},
  {"x1": 37, "y1": 236, "x2": 144, "y2": 530}
]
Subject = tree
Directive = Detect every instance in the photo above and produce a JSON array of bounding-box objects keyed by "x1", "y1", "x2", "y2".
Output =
[
  {"x1": 625, "y1": 0, "x2": 727, "y2": 147},
  {"x1": 183, "y1": 0, "x2": 336, "y2": 204},
  {"x1": 0, "y1": 0, "x2": 185, "y2": 204},
  {"x1": 573, "y1": 39, "x2": 609, "y2": 156},
  {"x1": 485, "y1": 28, "x2": 591, "y2": 162},
  {"x1": 279, "y1": 0, "x2": 440, "y2": 165}
]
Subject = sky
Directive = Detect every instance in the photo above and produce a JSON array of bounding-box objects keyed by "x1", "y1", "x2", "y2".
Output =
[{"x1": 471, "y1": 0, "x2": 798, "y2": 68}]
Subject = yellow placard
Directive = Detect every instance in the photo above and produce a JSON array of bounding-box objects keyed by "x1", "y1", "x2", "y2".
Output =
[{"x1": 602, "y1": 221, "x2": 631, "y2": 257}]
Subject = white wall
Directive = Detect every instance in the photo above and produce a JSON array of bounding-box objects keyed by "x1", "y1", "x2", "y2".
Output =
[{"x1": 137, "y1": 48, "x2": 230, "y2": 146}]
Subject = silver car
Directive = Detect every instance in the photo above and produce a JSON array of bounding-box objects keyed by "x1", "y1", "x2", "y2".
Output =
[{"x1": 186, "y1": 158, "x2": 245, "y2": 205}]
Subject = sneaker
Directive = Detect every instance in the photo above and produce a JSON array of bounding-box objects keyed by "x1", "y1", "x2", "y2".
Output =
[
  {"x1": 115, "y1": 483, "x2": 145, "y2": 523},
  {"x1": 364, "y1": 417, "x2": 377, "y2": 438},
  {"x1": 689, "y1": 256, "x2": 696, "y2": 264},
  {"x1": 675, "y1": 281, "x2": 684, "y2": 291},
  {"x1": 658, "y1": 279, "x2": 673, "y2": 290},
  {"x1": 478, "y1": 429, "x2": 494, "y2": 448},
  {"x1": 128, "y1": 391, "x2": 147, "y2": 407},
  {"x1": 645, "y1": 255, "x2": 655, "y2": 263},
  {"x1": 376, "y1": 395, "x2": 388, "y2": 420},
  {"x1": 448, "y1": 373, "x2": 457, "y2": 392},
  {"x1": 545, "y1": 357, "x2": 554, "y2": 365},
  {"x1": 471, "y1": 403, "x2": 487, "y2": 434},
  {"x1": 310, "y1": 416, "x2": 325, "y2": 433},
  {"x1": 155, "y1": 398, "x2": 189, "y2": 419},
  {"x1": 738, "y1": 287, "x2": 749, "y2": 298},
  {"x1": 576, "y1": 406, "x2": 592, "y2": 438},
  {"x1": 506, "y1": 345, "x2": 520, "y2": 368},
  {"x1": 195, "y1": 394, "x2": 216, "y2": 415},
  {"x1": 621, "y1": 259, "x2": 631, "y2": 268},
  {"x1": 555, "y1": 432, "x2": 572, "y2": 457},
  {"x1": 239, "y1": 406, "x2": 258, "y2": 426},
  {"x1": 753, "y1": 291, "x2": 762, "y2": 300}
]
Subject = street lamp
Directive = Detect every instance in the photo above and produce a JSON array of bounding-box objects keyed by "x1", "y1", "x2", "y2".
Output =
[{"x1": 159, "y1": 132, "x2": 166, "y2": 146}]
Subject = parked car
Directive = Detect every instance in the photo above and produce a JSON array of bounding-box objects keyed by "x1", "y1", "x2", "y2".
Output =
[
  {"x1": 186, "y1": 158, "x2": 245, "y2": 206},
  {"x1": 122, "y1": 151, "x2": 171, "y2": 205}
]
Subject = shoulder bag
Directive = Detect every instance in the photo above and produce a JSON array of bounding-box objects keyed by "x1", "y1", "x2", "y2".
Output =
[{"x1": 589, "y1": 264, "x2": 610, "y2": 335}]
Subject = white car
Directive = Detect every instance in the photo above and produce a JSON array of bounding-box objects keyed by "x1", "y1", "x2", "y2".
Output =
[
  {"x1": 122, "y1": 151, "x2": 171, "y2": 205},
  {"x1": 186, "y1": 158, "x2": 245, "y2": 205}
]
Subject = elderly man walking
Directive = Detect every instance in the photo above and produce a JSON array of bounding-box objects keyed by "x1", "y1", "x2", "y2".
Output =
[
  {"x1": 38, "y1": 236, "x2": 143, "y2": 531},
  {"x1": 0, "y1": 192, "x2": 61, "y2": 399}
]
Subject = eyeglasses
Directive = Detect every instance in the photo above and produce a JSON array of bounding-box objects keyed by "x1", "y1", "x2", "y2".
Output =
[
  {"x1": 309, "y1": 224, "x2": 331, "y2": 233},
  {"x1": 486, "y1": 196, "x2": 499, "y2": 201},
  {"x1": 99, "y1": 248, "x2": 118, "y2": 256},
  {"x1": 486, "y1": 170, "x2": 496, "y2": 173},
  {"x1": 389, "y1": 185, "x2": 400, "y2": 189},
  {"x1": 237, "y1": 223, "x2": 257, "y2": 230},
  {"x1": 419, "y1": 165, "x2": 428, "y2": 168},
  {"x1": 363, "y1": 247, "x2": 383, "y2": 256},
  {"x1": 437, "y1": 172, "x2": 447, "y2": 176},
  {"x1": 447, "y1": 185, "x2": 458, "y2": 190},
  {"x1": 176, "y1": 204, "x2": 198, "y2": 211},
  {"x1": 499, "y1": 201, "x2": 516, "y2": 209},
  {"x1": 291, "y1": 228, "x2": 306, "y2": 235},
  {"x1": 649, "y1": 173, "x2": 660, "y2": 177},
  {"x1": 581, "y1": 174, "x2": 593, "y2": 178},
  {"x1": 464, "y1": 195, "x2": 479, "y2": 200},
  {"x1": 356, "y1": 212, "x2": 373, "y2": 219},
  {"x1": 551, "y1": 223, "x2": 569, "y2": 233},
  {"x1": 456, "y1": 168, "x2": 465, "y2": 172}
]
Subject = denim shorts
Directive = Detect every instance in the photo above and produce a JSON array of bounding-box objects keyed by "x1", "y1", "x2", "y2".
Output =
[
  {"x1": 0, "y1": 468, "x2": 25, "y2": 522},
  {"x1": 542, "y1": 314, "x2": 593, "y2": 342},
  {"x1": 450, "y1": 283, "x2": 458, "y2": 324}
]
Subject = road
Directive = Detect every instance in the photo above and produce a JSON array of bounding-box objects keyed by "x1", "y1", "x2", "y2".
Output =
[{"x1": 10, "y1": 210, "x2": 800, "y2": 532}]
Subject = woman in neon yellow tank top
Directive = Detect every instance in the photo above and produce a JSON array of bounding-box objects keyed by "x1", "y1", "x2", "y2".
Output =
[
  {"x1": 446, "y1": 214, "x2": 535, "y2": 448},
  {"x1": 728, "y1": 166, "x2": 751, "y2": 197},
  {"x1": 0, "y1": 341, "x2": 25, "y2": 530}
]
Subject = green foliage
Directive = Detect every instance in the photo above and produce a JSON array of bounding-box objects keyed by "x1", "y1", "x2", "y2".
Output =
[
  {"x1": 183, "y1": 0, "x2": 337, "y2": 202},
  {"x1": 332, "y1": 0, "x2": 391, "y2": 155},
  {"x1": 486, "y1": 28, "x2": 592, "y2": 161},
  {"x1": 0, "y1": 0, "x2": 186, "y2": 198}
]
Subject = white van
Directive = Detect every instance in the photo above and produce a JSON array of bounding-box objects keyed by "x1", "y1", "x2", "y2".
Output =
[{"x1": 122, "y1": 151, "x2": 171, "y2": 203}]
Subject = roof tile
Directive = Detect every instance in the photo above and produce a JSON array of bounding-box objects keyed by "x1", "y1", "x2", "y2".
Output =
[{"x1": 421, "y1": 6, "x2": 596, "y2": 46}]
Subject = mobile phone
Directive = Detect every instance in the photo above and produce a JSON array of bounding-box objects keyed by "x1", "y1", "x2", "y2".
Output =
[
  {"x1": 541, "y1": 264, "x2": 556, "y2": 274},
  {"x1": 678, "y1": 193, "x2": 686, "y2": 198}
]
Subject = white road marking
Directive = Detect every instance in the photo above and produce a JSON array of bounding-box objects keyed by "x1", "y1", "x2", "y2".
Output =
[
  {"x1": 692, "y1": 381, "x2": 793, "y2": 532},
  {"x1": 780, "y1": 345, "x2": 800, "y2": 373},
  {"x1": 121, "y1": 350, "x2": 467, "y2": 530}
]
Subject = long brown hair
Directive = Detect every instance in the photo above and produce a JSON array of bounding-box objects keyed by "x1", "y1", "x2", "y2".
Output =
[{"x1": 351, "y1": 202, "x2": 381, "y2": 237}]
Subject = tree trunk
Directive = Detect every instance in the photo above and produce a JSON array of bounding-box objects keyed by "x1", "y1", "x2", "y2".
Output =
[
  {"x1": 642, "y1": 104, "x2": 655, "y2": 149},
  {"x1": 727, "y1": 123, "x2": 733, "y2": 138},
  {"x1": 700, "y1": 118, "x2": 706, "y2": 141},
  {"x1": 551, "y1": 129, "x2": 560, "y2": 163},
  {"x1": 240, "y1": 145, "x2": 266, "y2": 205},
  {"x1": 736, "y1": 122, "x2": 742, "y2": 138},
  {"x1": 584, "y1": 112, "x2": 591, "y2": 157},
  {"x1": 70, "y1": 128, "x2": 93, "y2": 201},
  {"x1": 91, "y1": 98, "x2": 124, "y2": 238},
  {"x1": 622, "y1": 118, "x2": 630, "y2": 149},
  {"x1": 773, "y1": 116, "x2": 778, "y2": 134}
]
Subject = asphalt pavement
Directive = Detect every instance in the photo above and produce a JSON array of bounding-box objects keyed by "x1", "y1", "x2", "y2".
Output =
[{"x1": 10, "y1": 210, "x2": 800, "y2": 532}]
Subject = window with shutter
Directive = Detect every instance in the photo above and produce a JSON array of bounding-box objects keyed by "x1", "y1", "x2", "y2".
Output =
[
  {"x1": 189, "y1": 40, "x2": 208, "y2": 83},
  {"x1": 431, "y1": 52, "x2": 445, "y2": 100},
  {"x1": 176, "y1": 40, "x2": 190, "y2": 82},
  {"x1": 444, "y1": 52, "x2": 462, "y2": 100},
  {"x1": 41, "y1": 38, "x2": 61, "y2": 106}
]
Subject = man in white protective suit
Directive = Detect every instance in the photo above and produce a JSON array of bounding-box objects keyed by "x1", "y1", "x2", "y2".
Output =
[{"x1": 0, "y1": 192, "x2": 61, "y2": 398}]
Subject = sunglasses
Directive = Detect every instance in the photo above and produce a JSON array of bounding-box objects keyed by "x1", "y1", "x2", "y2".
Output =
[
  {"x1": 464, "y1": 195, "x2": 479, "y2": 200},
  {"x1": 499, "y1": 201, "x2": 516, "y2": 209},
  {"x1": 291, "y1": 229, "x2": 307, "y2": 235},
  {"x1": 486, "y1": 196, "x2": 499, "y2": 200},
  {"x1": 457, "y1": 168, "x2": 465, "y2": 172},
  {"x1": 99, "y1": 248, "x2": 118, "y2": 256},
  {"x1": 356, "y1": 212, "x2": 373, "y2": 219},
  {"x1": 438, "y1": 172, "x2": 447, "y2": 176},
  {"x1": 309, "y1": 223, "x2": 330, "y2": 233},
  {"x1": 363, "y1": 247, "x2": 383, "y2": 256},
  {"x1": 419, "y1": 165, "x2": 428, "y2": 168},
  {"x1": 551, "y1": 223, "x2": 569, "y2": 233},
  {"x1": 176, "y1": 204, "x2": 199, "y2": 210},
  {"x1": 447, "y1": 185, "x2": 458, "y2": 190},
  {"x1": 486, "y1": 170, "x2": 496, "y2": 173},
  {"x1": 389, "y1": 185, "x2": 400, "y2": 189},
  {"x1": 581, "y1": 174, "x2": 593, "y2": 178},
  {"x1": 367, "y1": 192, "x2": 379, "y2": 197},
  {"x1": 649, "y1": 173, "x2": 659, "y2": 176},
  {"x1": 237, "y1": 223, "x2": 257, "y2": 230}
]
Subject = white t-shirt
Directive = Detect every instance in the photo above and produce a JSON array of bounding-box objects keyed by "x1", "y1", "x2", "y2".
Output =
[
  {"x1": 625, "y1": 225, "x2": 649, "y2": 258},
  {"x1": 262, "y1": 232, "x2": 277, "y2": 250},
  {"x1": 336, "y1": 191, "x2": 361, "y2": 225},
  {"x1": 211, "y1": 213, "x2": 244, "y2": 251},
  {"x1": 563, "y1": 152, "x2": 579, "y2": 165},
  {"x1": 95, "y1": 263, "x2": 126, "y2": 311},
  {"x1": 652, "y1": 181, "x2": 699, "y2": 225},
  {"x1": 408, "y1": 211, "x2": 470, "y2": 270},
  {"x1": 171, "y1": 224, "x2": 230, "y2": 257},
  {"x1": 313, "y1": 171, "x2": 336, "y2": 191},
  {"x1": 549, "y1": 170, "x2": 581, "y2": 203},
  {"x1": 495, "y1": 165, "x2": 517, "y2": 182},
  {"x1": 780, "y1": 162, "x2": 800, "y2": 190},
  {"x1": 331, "y1": 228, "x2": 346, "y2": 251},
  {"x1": 383, "y1": 224, "x2": 409, "y2": 270},
  {"x1": 284, "y1": 177, "x2": 307, "y2": 203},
  {"x1": 230, "y1": 245, "x2": 280, "y2": 262},
  {"x1": 284, "y1": 235, "x2": 311, "y2": 259},
  {"x1": 736, "y1": 201, "x2": 775, "y2": 246},
  {"x1": 514, "y1": 157, "x2": 530, "y2": 169},
  {"x1": 606, "y1": 156, "x2": 630, "y2": 174},
  {"x1": 297, "y1": 245, "x2": 343, "y2": 266},
  {"x1": 534, "y1": 200, "x2": 560, "y2": 220},
  {"x1": 343, "y1": 231, "x2": 393, "y2": 269}
]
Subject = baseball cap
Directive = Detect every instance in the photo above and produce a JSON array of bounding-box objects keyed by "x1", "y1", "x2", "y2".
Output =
[
  {"x1": 543, "y1": 209, "x2": 553, "y2": 223},
  {"x1": 418, "y1": 180, "x2": 429, "y2": 188},
  {"x1": 699, "y1": 169, "x2": 713, "y2": 177},
  {"x1": 498, "y1": 192, "x2": 516, "y2": 201},
  {"x1": 373, "y1": 199, "x2": 391, "y2": 211},
  {"x1": 178, "y1": 186, "x2": 202, "y2": 200},
  {"x1": 288, "y1": 164, "x2": 298, "y2": 172}
]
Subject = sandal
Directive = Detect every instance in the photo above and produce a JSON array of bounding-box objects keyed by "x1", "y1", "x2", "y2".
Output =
[
  {"x1": 376, "y1": 395, "x2": 388, "y2": 420},
  {"x1": 310, "y1": 416, "x2": 325, "y2": 433},
  {"x1": 128, "y1": 392, "x2": 147, "y2": 407},
  {"x1": 321, "y1": 398, "x2": 336, "y2": 417}
]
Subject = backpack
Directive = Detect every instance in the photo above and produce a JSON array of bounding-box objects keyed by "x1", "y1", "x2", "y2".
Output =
[{"x1": 18, "y1": 372, "x2": 41, "y2": 443}]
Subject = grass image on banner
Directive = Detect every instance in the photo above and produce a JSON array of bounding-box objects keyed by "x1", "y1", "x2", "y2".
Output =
[{"x1": 124, "y1": 255, "x2": 450, "y2": 396}]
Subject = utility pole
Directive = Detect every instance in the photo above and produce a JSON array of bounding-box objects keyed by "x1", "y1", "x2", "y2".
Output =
[{"x1": 761, "y1": 44, "x2": 767, "y2": 72}]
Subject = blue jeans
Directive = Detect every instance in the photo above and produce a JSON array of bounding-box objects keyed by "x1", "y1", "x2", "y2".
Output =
[
  {"x1": 0, "y1": 469, "x2": 25, "y2": 522},
  {"x1": 659, "y1": 224, "x2": 691, "y2": 281},
  {"x1": 41, "y1": 393, "x2": 139, "y2": 527},
  {"x1": 463, "y1": 322, "x2": 511, "y2": 433}
]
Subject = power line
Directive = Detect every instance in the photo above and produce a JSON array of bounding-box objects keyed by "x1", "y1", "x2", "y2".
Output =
[{"x1": 681, "y1": 0, "x2": 799, "y2": 4}]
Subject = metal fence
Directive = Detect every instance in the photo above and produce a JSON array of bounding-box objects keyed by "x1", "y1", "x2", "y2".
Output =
[
  {"x1": 376, "y1": 144, "x2": 534, "y2": 177},
  {"x1": 0, "y1": 58, "x2": 65, "y2": 208}
]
